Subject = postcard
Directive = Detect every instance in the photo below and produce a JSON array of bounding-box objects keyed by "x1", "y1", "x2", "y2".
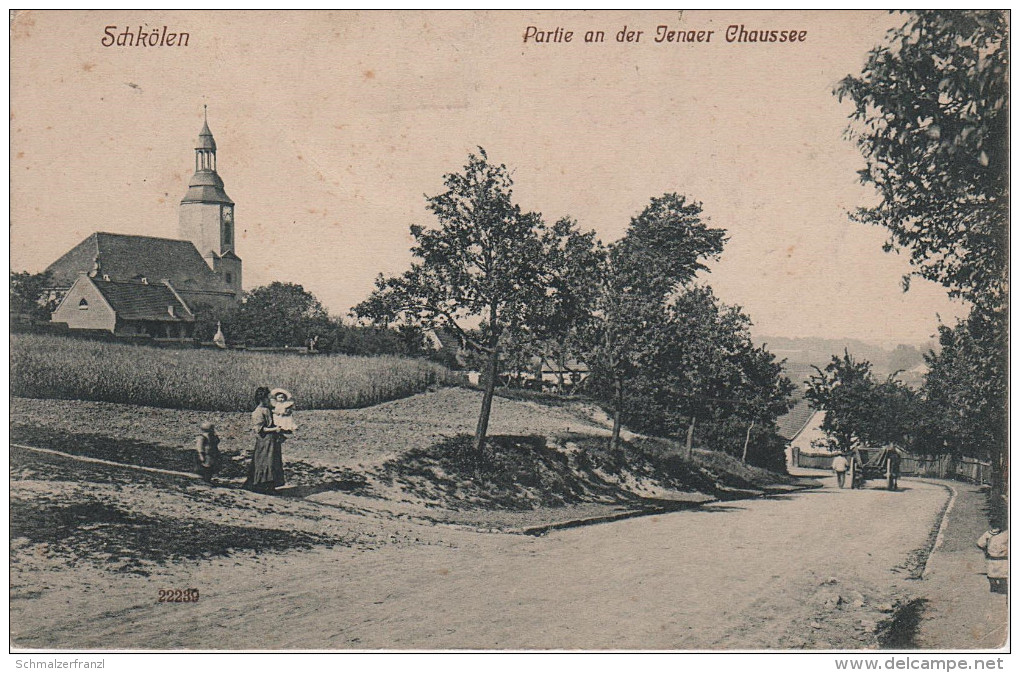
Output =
[{"x1": 9, "y1": 9, "x2": 1009, "y2": 659}]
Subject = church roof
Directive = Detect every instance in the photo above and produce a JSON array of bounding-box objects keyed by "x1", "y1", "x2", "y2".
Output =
[
  {"x1": 45, "y1": 232, "x2": 234, "y2": 295},
  {"x1": 182, "y1": 168, "x2": 233, "y2": 204},
  {"x1": 89, "y1": 278, "x2": 195, "y2": 322},
  {"x1": 183, "y1": 116, "x2": 232, "y2": 203}
]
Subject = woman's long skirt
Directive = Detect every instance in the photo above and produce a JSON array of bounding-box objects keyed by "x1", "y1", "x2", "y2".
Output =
[{"x1": 244, "y1": 434, "x2": 285, "y2": 492}]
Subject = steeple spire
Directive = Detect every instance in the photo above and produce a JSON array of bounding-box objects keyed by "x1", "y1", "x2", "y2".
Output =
[{"x1": 182, "y1": 108, "x2": 231, "y2": 205}]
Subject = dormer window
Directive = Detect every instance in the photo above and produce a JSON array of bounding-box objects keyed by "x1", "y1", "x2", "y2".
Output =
[{"x1": 78, "y1": 298, "x2": 89, "y2": 310}]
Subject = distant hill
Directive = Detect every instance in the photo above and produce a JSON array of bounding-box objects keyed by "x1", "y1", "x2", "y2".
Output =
[{"x1": 756, "y1": 335, "x2": 933, "y2": 391}]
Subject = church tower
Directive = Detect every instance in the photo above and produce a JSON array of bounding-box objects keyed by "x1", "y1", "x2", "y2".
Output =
[{"x1": 179, "y1": 108, "x2": 242, "y2": 297}]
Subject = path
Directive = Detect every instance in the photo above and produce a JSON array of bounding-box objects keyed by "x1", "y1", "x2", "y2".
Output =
[
  {"x1": 913, "y1": 482, "x2": 1008, "y2": 649},
  {"x1": 12, "y1": 477, "x2": 949, "y2": 650}
]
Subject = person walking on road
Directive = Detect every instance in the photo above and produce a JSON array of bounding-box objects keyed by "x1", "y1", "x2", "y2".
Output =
[
  {"x1": 977, "y1": 525, "x2": 1008, "y2": 594},
  {"x1": 832, "y1": 452, "x2": 849, "y2": 488}
]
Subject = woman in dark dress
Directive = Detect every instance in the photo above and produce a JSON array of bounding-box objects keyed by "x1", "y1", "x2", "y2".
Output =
[{"x1": 243, "y1": 386, "x2": 286, "y2": 493}]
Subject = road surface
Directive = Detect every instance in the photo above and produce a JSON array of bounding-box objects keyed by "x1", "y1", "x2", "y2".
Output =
[{"x1": 11, "y1": 477, "x2": 949, "y2": 649}]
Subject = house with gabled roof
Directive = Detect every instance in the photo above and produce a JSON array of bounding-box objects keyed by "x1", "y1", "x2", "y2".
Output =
[
  {"x1": 51, "y1": 275, "x2": 196, "y2": 339},
  {"x1": 776, "y1": 396, "x2": 830, "y2": 469}
]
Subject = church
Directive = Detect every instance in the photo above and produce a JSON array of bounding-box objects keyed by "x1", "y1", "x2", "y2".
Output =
[{"x1": 47, "y1": 114, "x2": 242, "y2": 339}]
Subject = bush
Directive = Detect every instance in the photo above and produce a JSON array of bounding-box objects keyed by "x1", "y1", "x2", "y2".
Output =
[{"x1": 10, "y1": 333, "x2": 460, "y2": 411}]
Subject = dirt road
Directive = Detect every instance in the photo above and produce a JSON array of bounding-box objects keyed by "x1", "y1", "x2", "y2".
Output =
[{"x1": 11, "y1": 477, "x2": 949, "y2": 650}]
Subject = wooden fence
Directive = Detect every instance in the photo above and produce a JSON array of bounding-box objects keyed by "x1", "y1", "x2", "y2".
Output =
[
  {"x1": 795, "y1": 450, "x2": 994, "y2": 485},
  {"x1": 899, "y1": 454, "x2": 994, "y2": 485}
]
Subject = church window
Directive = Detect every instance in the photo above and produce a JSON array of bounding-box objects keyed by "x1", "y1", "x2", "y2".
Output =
[
  {"x1": 225, "y1": 272, "x2": 233, "y2": 284},
  {"x1": 78, "y1": 298, "x2": 89, "y2": 310},
  {"x1": 223, "y1": 207, "x2": 233, "y2": 245}
]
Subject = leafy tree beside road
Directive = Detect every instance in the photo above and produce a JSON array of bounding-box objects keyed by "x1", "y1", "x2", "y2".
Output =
[
  {"x1": 582, "y1": 194, "x2": 727, "y2": 451},
  {"x1": 621, "y1": 286, "x2": 794, "y2": 468},
  {"x1": 836, "y1": 10, "x2": 1007, "y2": 305},
  {"x1": 806, "y1": 350, "x2": 920, "y2": 453},
  {"x1": 355, "y1": 148, "x2": 548, "y2": 452},
  {"x1": 837, "y1": 10, "x2": 1007, "y2": 488},
  {"x1": 354, "y1": 160, "x2": 793, "y2": 467}
]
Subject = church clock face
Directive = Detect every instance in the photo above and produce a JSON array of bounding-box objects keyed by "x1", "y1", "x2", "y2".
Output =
[{"x1": 223, "y1": 206, "x2": 233, "y2": 224}]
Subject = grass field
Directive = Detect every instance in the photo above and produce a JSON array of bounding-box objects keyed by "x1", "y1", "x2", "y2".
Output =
[{"x1": 10, "y1": 333, "x2": 461, "y2": 411}]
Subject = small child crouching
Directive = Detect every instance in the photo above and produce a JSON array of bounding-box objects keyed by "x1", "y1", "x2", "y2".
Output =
[{"x1": 195, "y1": 421, "x2": 222, "y2": 484}]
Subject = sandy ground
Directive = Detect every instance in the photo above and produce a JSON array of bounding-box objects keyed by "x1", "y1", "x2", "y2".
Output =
[
  {"x1": 913, "y1": 482, "x2": 1009, "y2": 650},
  {"x1": 10, "y1": 389, "x2": 610, "y2": 470},
  {"x1": 10, "y1": 390, "x2": 793, "y2": 532},
  {"x1": 11, "y1": 473, "x2": 948, "y2": 650}
]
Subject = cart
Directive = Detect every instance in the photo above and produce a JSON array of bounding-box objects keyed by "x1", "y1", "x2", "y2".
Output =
[{"x1": 848, "y1": 447, "x2": 902, "y2": 490}]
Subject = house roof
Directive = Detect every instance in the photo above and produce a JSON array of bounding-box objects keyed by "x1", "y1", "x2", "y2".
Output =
[
  {"x1": 776, "y1": 397, "x2": 817, "y2": 441},
  {"x1": 44, "y1": 232, "x2": 234, "y2": 295},
  {"x1": 89, "y1": 278, "x2": 195, "y2": 322},
  {"x1": 428, "y1": 326, "x2": 465, "y2": 352}
]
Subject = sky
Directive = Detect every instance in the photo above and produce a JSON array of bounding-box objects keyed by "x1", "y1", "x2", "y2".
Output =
[{"x1": 9, "y1": 10, "x2": 970, "y2": 346}]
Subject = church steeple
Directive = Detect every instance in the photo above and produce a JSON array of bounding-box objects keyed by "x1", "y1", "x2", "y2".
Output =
[
  {"x1": 182, "y1": 108, "x2": 231, "y2": 206},
  {"x1": 179, "y1": 108, "x2": 241, "y2": 297},
  {"x1": 195, "y1": 106, "x2": 217, "y2": 171}
]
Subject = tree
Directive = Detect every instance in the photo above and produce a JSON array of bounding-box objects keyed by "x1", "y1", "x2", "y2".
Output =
[
  {"x1": 836, "y1": 10, "x2": 1008, "y2": 305},
  {"x1": 806, "y1": 349, "x2": 921, "y2": 453},
  {"x1": 837, "y1": 10, "x2": 1008, "y2": 489},
  {"x1": 623, "y1": 286, "x2": 792, "y2": 467},
  {"x1": 230, "y1": 281, "x2": 330, "y2": 347},
  {"x1": 869, "y1": 377, "x2": 921, "y2": 450},
  {"x1": 917, "y1": 307, "x2": 1007, "y2": 482},
  {"x1": 325, "y1": 321, "x2": 425, "y2": 357},
  {"x1": 805, "y1": 350, "x2": 880, "y2": 453},
  {"x1": 10, "y1": 270, "x2": 54, "y2": 321},
  {"x1": 529, "y1": 217, "x2": 606, "y2": 391},
  {"x1": 189, "y1": 300, "x2": 240, "y2": 343},
  {"x1": 647, "y1": 287, "x2": 747, "y2": 460},
  {"x1": 733, "y1": 343, "x2": 796, "y2": 464},
  {"x1": 354, "y1": 148, "x2": 547, "y2": 452},
  {"x1": 583, "y1": 194, "x2": 727, "y2": 450}
]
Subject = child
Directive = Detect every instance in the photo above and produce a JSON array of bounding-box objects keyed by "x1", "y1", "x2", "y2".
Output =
[
  {"x1": 270, "y1": 388, "x2": 298, "y2": 433},
  {"x1": 977, "y1": 525, "x2": 1008, "y2": 594},
  {"x1": 194, "y1": 421, "x2": 222, "y2": 484}
]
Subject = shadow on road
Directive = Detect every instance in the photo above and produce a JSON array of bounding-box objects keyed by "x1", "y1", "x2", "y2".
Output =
[{"x1": 878, "y1": 598, "x2": 928, "y2": 649}]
